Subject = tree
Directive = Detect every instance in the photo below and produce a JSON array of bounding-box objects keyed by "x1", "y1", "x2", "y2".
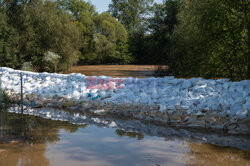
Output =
[
  {"x1": 1, "y1": 0, "x2": 81, "y2": 72},
  {"x1": 149, "y1": 0, "x2": 180, "y2": 36},
  {"x1": 109, "y1": 0, "x2": 153, "y2": 33},
  {"x1": 0, "y1": 11, "x2": 18, "y2": 68},
  {"x1": 172, "y1": 0, "x2": 249, "y2": 80},
  {"x1": 123, "y1": 0, "x2": 180, "y2": 65},
  {"x1": 57, "y1": 0, "x2": 132, "y2": 65},
  {"x1": 57, "y1": 0, "x2": 97, "y2": 19},
  {"x1": 83, "y1": 12, "x2": 130, "y2": 64},
  {"x1": 145, "y1": 0, "x2": 180, "y2": 64}
]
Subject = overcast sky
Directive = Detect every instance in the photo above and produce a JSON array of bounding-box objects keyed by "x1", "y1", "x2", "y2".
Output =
[{"x1": 90, "y1": 0, "x2": 163, "y2": 13}]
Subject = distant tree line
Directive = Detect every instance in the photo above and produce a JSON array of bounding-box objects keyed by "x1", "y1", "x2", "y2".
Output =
[{"x1": 0, "y1": 0, "x2": 249, "y2": 80}]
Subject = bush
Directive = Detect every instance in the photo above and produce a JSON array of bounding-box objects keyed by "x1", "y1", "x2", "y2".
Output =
[
  {"x1": 43, "y1": 51, "x2": 61, "y2": 72},
  {"x1": 0, "y1": 90, "x2": 13, "y2": 108},
  {"x1": 21, "y1": 62, "x2": 36, "y2": 72}
]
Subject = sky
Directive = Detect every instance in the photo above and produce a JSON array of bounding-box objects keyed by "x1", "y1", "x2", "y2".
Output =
[{"x1": 90, "y1": 0, "x2": 163, "y2": 13}]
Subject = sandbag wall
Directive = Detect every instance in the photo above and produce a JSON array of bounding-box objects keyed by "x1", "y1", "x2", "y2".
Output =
[{"x1": 0, "y1": 67, "x2": 249, "y2": 134}]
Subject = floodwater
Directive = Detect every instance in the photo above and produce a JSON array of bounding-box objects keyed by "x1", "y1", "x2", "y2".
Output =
[
  {"x1": 66, "y1": 65, "x2": 168, "y2": 77},
  {"x1": 0, "y1": 110, "x2": 249, "y2": 166}
]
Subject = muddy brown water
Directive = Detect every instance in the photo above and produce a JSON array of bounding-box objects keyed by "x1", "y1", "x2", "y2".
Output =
[
  {"x1": 66, "y1": 65, "x2": 168, "y2": 77},
  {"x1": 0, "y1": 111, "x2": 249, "y2": 166}
]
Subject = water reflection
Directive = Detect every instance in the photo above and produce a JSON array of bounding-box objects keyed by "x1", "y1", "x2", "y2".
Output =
[
  {"x1": 116, "y1": 129, "x2": 144, "y2": 140},
  {"x1": 185, "y1": 143, "x2": 250, "y2": 166},
  {"x1": 0, "y1": 143, "x2": 49, "y2": 166},
  {"x1": 0, "y1": 110, "x2": 87, "y2": 166},
  {"x1": 0, "y1": 110, "x2": 85, "y2": 144},
  {"x1": 0, "y1": 110, "x2": 249, "y2": 166}
]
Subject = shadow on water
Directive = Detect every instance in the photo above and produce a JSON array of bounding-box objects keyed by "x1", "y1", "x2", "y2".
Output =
[{"x1": 0, "y1": 108, "x2": 249, "y2": 166}]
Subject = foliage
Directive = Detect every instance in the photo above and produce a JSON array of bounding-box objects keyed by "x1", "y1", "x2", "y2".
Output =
[
  {"x1": 21, "y1": 61, "x2": 35, "y2": 72},
  {"x1": 171, "y1": 0, "x2": 249, "y2": 80},
  {"x1": 57, "y1": 1, "x2": 131, "y2": 65},
  {"x1": 126, "y1": 0, "x2": 180, "y2": 65},
  {"x1": 109, "y1": 0, "x2": 153, "y2": 33},
  {"x1": 83, "y1": 12, "x2": 130, "y2": 64},
  {"x1": 0, "y1": 90, "x2": 13, "y2": 108},
  {"x1": 43, "y1": 51, "x2": 61, "y2": 72},
  {"x1": 2, "y1": 91, "x2": 11, "y2": 104},
  {"x1": 57, "y1": 0, "x2": 97, "y2": 19},
  {"x1": 0, "y1": 0, "x2": 248, "y2": 80},
  {"x1": 0, "y1": 0, "x2": 81, "y2": 72},
  {"x1": 116, "y1": 41, "x2": 133, "y2": 64},
  {"x1": 0, "y1": 11, "x2": 18, "y2": 68}
]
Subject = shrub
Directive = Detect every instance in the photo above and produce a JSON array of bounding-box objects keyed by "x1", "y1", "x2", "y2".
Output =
[
  {"x1": 21, "y1": 62, "x2": 36, "y2": 72},
  {"x1": 0, "y1": 90, "x2": 13, "y2": 108},
  {"x1": 43, "y1": 51, "x2": 61, "y2": 72}
]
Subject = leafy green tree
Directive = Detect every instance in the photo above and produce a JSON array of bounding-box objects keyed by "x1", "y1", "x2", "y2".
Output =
[
  {"x1": 86, "y1": 33, "x2": 116, "y2": 64},
  {"x1": 108, "y1": 0, "x2": 154, "y2": 64},
  {"x1": 83, "y1": 12, "x2": 130, "y2": 64},
  {"x1": 109, "y1": 0, "x2": 153, "y2": 33},
  {"x1": 145, "y1": 0, "x2": 180, "y2": 64},
  {"x1": 57, "y1": 0, "x2": 97, "y2": 19},
  {"x1": 75, "y1": 13, "x2": 95, "y2": 64},
  {"x1": 124, "y1": 0, "x2": 180, "y2": 65},
  {"x1": 94, "y1": 12, "x2": 127, "y2": 42},
  {"x1": 149, "y1": 0, "x2": 180, "y2": 36},
  {"x1": 172, "y1": 0, "x2": 249, "y2": 80},
  {"x1": 27, "y1": 0, "x2": 81, "y2": 71},
  {"x1": 57, "y1": 0, "x2": 132, "y2": 64},
  {"x1": 116, "y1": 41, "x2": 133, "y2": 64},
  {"x1": 1, "y1": 0, "x2": 81, "y2": 72},
  {"x1": 0, "y1": 11, "x2": 18, "y2": 68}
]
